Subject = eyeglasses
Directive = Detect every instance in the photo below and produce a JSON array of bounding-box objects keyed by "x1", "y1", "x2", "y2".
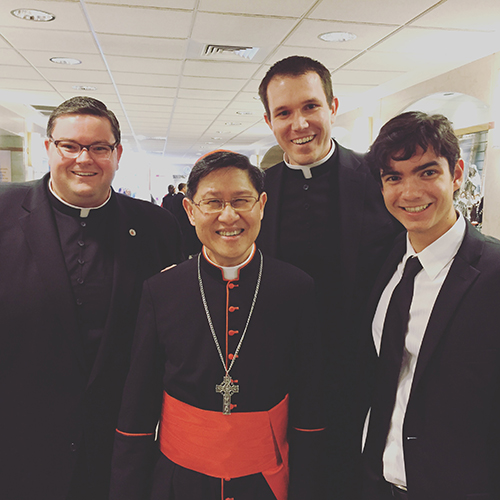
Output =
[
  {"x1": 192, "y1": 196, "x2": 260, "y2": 214},
  {"x1": 49, "y1": 137, "x2": 119, "y2": 160}
]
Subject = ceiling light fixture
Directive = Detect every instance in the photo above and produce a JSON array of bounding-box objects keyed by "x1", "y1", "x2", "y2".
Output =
[
  {"x1": 236, "y1": 111, "x2": 253, "y2": 116},
  {"x1": 11, "y1": 9, "x2": 55, "y2": 22},
  {"x1": 50, "y1": 57, "x2": 82, "y2": 65},
  {"x1": 318, "y1": 31, "x2": 357, "y2": 43},
  {"x1": 225, "y1": 122, "x2": 242, "y2": 126},
  {"x1": 72, "y1": 85, "x2": 97, "y2": 91}
]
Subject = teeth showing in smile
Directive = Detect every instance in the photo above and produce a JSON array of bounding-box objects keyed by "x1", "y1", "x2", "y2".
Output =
[
  {"x1": 404, "y1": 204, "x2": 430, "y2": 213},
  {"x1": 218, "y1": 230, "x2": 243, "y2": 237},
  {"x1": 292, "y1": 135, "x2": 314, "y2": 145},
  {"x1": 73, "y1": 172, "x2": 97, "y2": 177}
]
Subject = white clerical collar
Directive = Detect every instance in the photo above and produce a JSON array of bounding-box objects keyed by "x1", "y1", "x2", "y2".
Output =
[
  {"x1": 203, "y1": 244, "x2": 256, "y2": 280},
  {"x1": 404, "y1": 212, "x2": 466, "y2": 281},
  {"x1": 284, "y1": 139, "x2": 335, "y2": 179},
  {"x1": 49, "y1": 180, "x2": 112, "y2": 218}
]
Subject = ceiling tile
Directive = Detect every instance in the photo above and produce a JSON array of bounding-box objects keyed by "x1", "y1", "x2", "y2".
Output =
[
  {"x1": 1, "y1": 27, "x2": 98, "y2": 54},
  {"x1": 181, "y1": 76, "x2": 246, "y2": 91},
  {"x1": 177, "y1": 88, "x2": 237, "y2": 101},
  {"x1": 310, "y1": 0, "x2": 438, "y2": 25},
  {"x1": 97, "y1": 33, "x2": 187, "y2": 59},
  {"x1": 183, "y1": 60, "x2": 259, "y2": 79},
  {"x1": 88, "y1": 0, "x2": 197, "y2": 8},
  {"x1": 331, "y1": 69, "x2": 406, "y2": 86},
  {"x1": 411, "y1": 0, "x2": 500, "y2": 31},
  {"x1": 86, "y1": 4, "x2": 193, "y2": 38},
  {"x1": 20, "y1": 50, "x2": 107, "y2": 70},
  {"x1": 113, "y1": 72, "x2": 179, "y2": 87},
  {"x1": 199, "y1": 0, "x2": 316, "y2": 17},
  {"x1": 106, "y1": 55, "x2": 183, "y2": 74},
  {"x1": 269, "y1": 45, "x2": 359, "y2": 69},
  {"x1": 191, "y1": 12, "x2": 297, "y2": 46},
  {"x1": 284, "y1": 19, "x2": 398, "y2": 50},
  {"x1": 1, "y1": 0, "x2": 89, "y2": 31}
]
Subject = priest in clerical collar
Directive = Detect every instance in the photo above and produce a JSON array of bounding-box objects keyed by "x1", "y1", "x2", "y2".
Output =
[
  {"x1": 257, "y1": 55, "x2": 404, "y2": 500},
  {"x1": 110, "y1": 150, "x2": 327, "y2": 500},
  {"x1": 0, "y1": 96, "x2": 182, "y2": 500}
]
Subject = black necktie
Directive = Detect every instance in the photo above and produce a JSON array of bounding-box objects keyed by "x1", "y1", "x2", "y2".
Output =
[{"x1": 363, "y1": 256, "x2": 423, "y2": 476}]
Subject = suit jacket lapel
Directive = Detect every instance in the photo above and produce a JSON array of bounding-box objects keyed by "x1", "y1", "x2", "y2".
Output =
[
  {"x1": 88, "y1": 194, "x2": 139, "y2": 386},
  {"x1": 412, "y1": 222, "x2": 482, "y2": 391},
  {"x1": 18, "y1": 175, "x2": 87, "y2": 372}
]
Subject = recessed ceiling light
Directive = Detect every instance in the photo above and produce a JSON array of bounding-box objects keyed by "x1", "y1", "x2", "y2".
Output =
[
  {"x1": 236, "y1": 111, "x2": 253, "y2": 115},
  {"x1": 72, "y1": 85, "x2": 97, "y2": 91},
  {"x1": 225, "y1": 122, "x2": 242, "y2": 126},
  {"x1": 11, "y1": 9, "x2": 55, "y2": 22},
  {"x1": 318, "y1": 31, "x2": 357, "y2": 43},
  {"x1": 50, "y1": 57, "x2": 82, "y2": 65},
  {"x1": 211, "y1": 137, "x2": 222, "y2": 140}
]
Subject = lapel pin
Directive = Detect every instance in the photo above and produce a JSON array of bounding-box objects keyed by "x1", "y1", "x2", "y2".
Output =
[{"x1": 129, "y1": 229, "x2": 137, "y2": 237}]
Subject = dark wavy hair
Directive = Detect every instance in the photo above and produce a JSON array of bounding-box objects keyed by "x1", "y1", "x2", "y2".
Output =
[
  {"x1": 187, "y1": 151, "x2": 264, "y2": 200},
  {"x1": 366, "y1": 111, "x2": 460, "y2": 186}
]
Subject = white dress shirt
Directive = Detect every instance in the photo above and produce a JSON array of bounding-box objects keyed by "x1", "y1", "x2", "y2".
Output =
[{"x1": 369, "y1": 214, "x2": 466, "y2": 487}]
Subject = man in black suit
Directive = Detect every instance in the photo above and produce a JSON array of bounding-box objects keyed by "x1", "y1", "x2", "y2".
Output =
[
  {"x1": 161, "y1": 184, "x2": 176, "y2": 211},
  {"x1": 257, "y1": 55, "x2": 402, "y2": 498},
  {"x1": 0, "y1": 96, "x2": 182, "y2": 500},
  {"x1": 362, "y1": 111, "x2": 500, "y2": 500}
]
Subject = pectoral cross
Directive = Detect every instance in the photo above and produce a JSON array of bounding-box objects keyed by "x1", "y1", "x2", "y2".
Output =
[{"x1": 215, "y1": 374, "x2": 239, "y2": 415}]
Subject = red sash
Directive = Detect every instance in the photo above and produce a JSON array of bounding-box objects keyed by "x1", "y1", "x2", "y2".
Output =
[{"x1": 159, "y1": 392, "x2": 289, "y2": 500}]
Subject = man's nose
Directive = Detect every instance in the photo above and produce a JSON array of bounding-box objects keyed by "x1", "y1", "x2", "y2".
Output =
[
  {"x1": 291, "y1": 112, "x2": 308, "y2": 130},
  {"x1": 218, "y1": 203, "x2": 240, "y2": 222},
  {"x1": 76, "y1": 147, "x2": 93, "y2": 162},
  {"x1": 401, "y1": 178, "x2": 421, "y2": 198}
]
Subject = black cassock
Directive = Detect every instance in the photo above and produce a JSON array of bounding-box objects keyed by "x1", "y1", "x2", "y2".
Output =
[{"x1": 111, "y1": 248, "x2": 326, "y2": 499}]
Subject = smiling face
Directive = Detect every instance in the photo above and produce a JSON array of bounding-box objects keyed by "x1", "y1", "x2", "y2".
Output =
[
  {"x1": 183, "y1": 167, "x2": 267, "y2": 267},
  {"x1": 45, "y1": 114, "x2": 122, "y2": 207},
  {"x1": 381, "y1": 146, "x2": 464, "y2": 252},
  {"x1": 264, "y1": 71, "x2": 338, "y2": 166}
]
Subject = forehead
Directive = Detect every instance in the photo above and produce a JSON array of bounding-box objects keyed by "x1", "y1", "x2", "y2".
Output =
[
  {"x1": 267, "y1": 72, "x2": 327, "y2": 103},
  {"x1": 52, "y1": 114, "x2": 113, "y2": 138},
  {"x1": 387, "y1": 146, "x2": 441, "y2": 169},
  {"x1": 196, "y1": 167, "x2": 256, "y2": 196}
]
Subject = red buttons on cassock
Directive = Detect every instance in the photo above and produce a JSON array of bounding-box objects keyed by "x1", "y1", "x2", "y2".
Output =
[
  {"x1": 228, "y1": 306, "x2": 239, "y2": 312},
  {"x1": 230, "y1": 404, "x2": 237, "y2": 410},
  {"x1": 228, "y1": 330, "x2": 239, "y2": 336},
  {"x1": 228, "y1": 282, "x2": 239, "y2": 289},
  {"x1": 228, "y1": 353, "x2": 239, "y2": 360}
]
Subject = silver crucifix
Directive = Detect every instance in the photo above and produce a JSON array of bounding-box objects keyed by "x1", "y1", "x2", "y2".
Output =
[{"x1": 215, "y1": 374, "x2": 239, "y2": 415}]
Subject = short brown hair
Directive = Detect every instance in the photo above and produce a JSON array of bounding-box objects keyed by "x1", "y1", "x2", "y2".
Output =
[
  {"x1": 47, "y1": 96, "x2": 121, "y2": 143},
  {"x1": 258, "y1": 56, "x2": 334, "y2": 118}
]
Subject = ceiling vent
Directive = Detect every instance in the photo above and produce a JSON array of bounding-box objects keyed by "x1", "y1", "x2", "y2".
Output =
[
  {"x1": 31, "y1": 104, "x2": 57, "y2": 117},
  {"x1": 203, "y1": 44, "x2": 259, "y2": 60}
]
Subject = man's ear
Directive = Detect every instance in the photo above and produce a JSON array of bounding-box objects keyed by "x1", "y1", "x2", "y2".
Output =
[
  {"x1": 264, "y1": 113, "x2": 272, "y2": 130},
  {"x1": 183, "y1": 197, "x2": 196, "y2": 226},
  {"x1": 453, "y1": 159, "x2": 465, "y2": 192}
]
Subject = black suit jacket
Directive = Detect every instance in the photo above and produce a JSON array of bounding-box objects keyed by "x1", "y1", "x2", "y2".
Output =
[
  {"x1": 257, "y1": 141, "x2": 402, "y2": 498},
  {"x1": 362, "y1": 222, "x2": 500, "y2": 500},
  {"x1": 258, "y1": 142, "x2": 401, "y2": 400},
  {"x1": 0, "y1": 174, "x2": 182, "y2": 500}
]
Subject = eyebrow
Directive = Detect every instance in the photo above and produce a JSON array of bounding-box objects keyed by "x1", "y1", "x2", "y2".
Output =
[
  {"x1": 381, "y1": 160, "x2": 440, "y2": 178},
  {"x1": 272, "y1": 98, "x2": 321, "y2": 115},
  {"x1": 200, "y1": 189, "x2": 255, "y2": 198}
]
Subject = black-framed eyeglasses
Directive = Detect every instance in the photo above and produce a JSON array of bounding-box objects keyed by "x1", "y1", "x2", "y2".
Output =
[
  {"x1": 49, "y1": 137, "x2": 119, "y2": 159},
  {"x1": 192, "y1": 195, "x2": 260, "y2": 214}
]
